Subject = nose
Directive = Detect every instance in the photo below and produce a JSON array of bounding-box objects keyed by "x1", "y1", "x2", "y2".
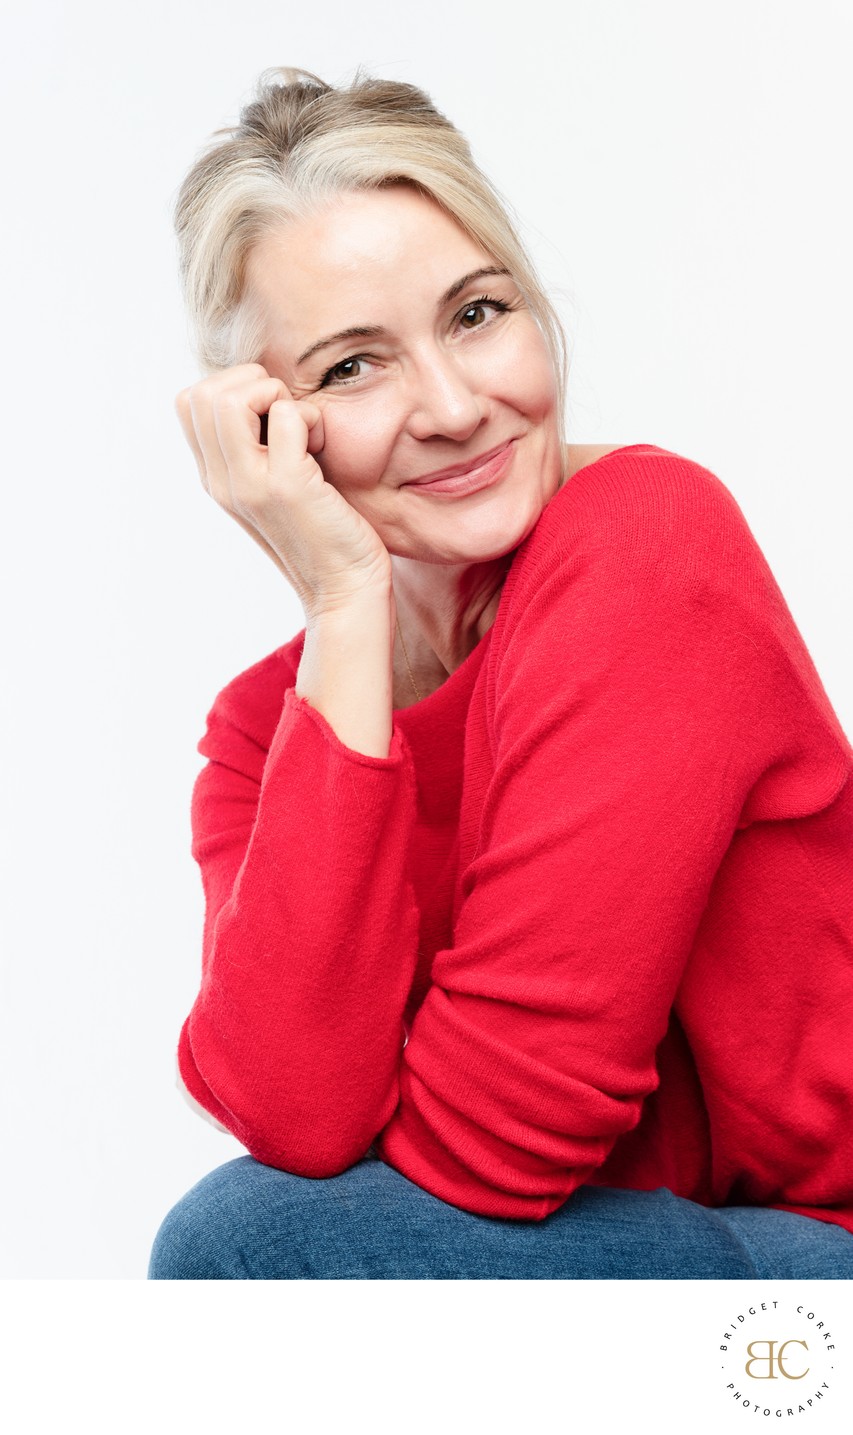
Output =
[{"x1": 403, "y1": 345, "x2": 488, "y2": 442}]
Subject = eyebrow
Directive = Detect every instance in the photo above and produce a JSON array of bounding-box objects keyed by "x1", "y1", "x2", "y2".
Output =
[{"x1": 295, "y1": 266, "x2": 513, "y2": 368}]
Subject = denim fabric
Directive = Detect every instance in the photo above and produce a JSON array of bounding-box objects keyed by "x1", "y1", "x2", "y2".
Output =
[{"x1": 147, "y1": 1154, "x2": 853, "y2": 1280}]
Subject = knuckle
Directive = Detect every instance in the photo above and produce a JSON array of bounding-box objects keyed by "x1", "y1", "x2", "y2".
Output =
[
  {"x1": 190, "y1": 375, "x2": 219, "y2": 402},
  {"x1": 214, "y1": 391, "x2": 242, "y2": 413}
]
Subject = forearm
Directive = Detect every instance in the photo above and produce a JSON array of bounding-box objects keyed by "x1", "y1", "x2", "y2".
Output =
[
  {"x1": 295, "y1": 589, "x2": 395, "y2": 758},
  {"x1": 183, "y1": 655, "x2": 421, "y2": 1172}
]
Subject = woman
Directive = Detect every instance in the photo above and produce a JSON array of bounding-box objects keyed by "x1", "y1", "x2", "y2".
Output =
[{"x1": 148, "y1": 65, "x2": 853, "y2": 1279}]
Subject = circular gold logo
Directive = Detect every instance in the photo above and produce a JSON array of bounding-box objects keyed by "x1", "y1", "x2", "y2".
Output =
[{"x1": 717, "y1": 1296, "x2": 840, "y2": 1418}]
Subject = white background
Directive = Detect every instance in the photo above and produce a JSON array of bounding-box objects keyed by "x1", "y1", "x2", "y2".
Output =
[{"x1": 1, "y1": 0, "x2": 851, "y2": 1311}]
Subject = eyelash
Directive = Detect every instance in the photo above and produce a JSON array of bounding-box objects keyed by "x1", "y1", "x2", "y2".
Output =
[{"x1": 317, "y1": 294, "x2": 518, "y2": 389}]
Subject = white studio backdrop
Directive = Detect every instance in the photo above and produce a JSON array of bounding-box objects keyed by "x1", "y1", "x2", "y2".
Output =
[{"x1": 1, "y1": 0, "x2": 851, "y2": 1279}]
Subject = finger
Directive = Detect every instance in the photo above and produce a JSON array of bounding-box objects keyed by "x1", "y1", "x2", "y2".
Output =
[
  {"x1": 191, "y1": 372, "x2": 286, "y2": 511},
  {"x1": 175, "y1": 365, "x2": 277, "y2": 495},
  {"x1": 213, "y1": 374, "x2": 292, "y2": 452},
  {"x1": 212, "y1": 377, "x2": 297, "y2": 513},
  {"x1": 303, "y1": 402, "x2": 326, "y2": 456},
  {"x1": 176, "y1": 372, "x2": 293, "y2": 579},
  {"x1": 262, "y1": 398, "x2": 327, "y2": 496},
  {"x1": 188, "y1": 384, "x2": 235, "y2": 506},
  {"x1": 174, "y1": 387, "x2": 208, "y2": 485}
]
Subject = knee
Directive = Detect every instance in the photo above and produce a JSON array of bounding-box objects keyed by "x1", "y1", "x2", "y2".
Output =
[{"x1": 147, "y1": 1160, "x2": 253, "y2": 1280}]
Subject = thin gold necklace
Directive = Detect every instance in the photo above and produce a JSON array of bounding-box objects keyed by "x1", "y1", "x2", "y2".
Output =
[{"x1": 395, "y1": 612, "x2": 423, "y2": 702}]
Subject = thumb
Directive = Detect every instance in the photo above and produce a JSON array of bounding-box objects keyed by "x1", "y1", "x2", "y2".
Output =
[{"x1": 297, "y1": 400, "x2": 326, "y2": 457}]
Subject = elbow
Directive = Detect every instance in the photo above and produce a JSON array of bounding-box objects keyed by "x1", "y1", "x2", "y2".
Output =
[
  {"x1": 239, "y1": 1127, "x2": 375, "y2": 1179},
  {"x1": 234, "y1": 1089, "x2": 398, "y2": 1177},
  {"x1": 176, "y1": 1077, "x2": 380, "y2": 1176},
  {"x1": 175, "y1": 1053, "x2": 231, "y2": 1134},
  {"x1": 180, "y1": 1012, "x2": 401, "y2": 1176}
]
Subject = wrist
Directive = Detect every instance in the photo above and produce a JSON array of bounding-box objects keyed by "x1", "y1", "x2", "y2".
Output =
[{"x1": 304, "y1": 581, "x2": 392, "y2": 630}]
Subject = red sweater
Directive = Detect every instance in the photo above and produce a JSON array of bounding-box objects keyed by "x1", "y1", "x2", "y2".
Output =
[{"x1": 177, "y1": 444, "x2": 853, "y2": 1233}]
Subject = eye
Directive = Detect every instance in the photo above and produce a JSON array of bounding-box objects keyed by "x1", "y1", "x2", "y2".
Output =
[
  {"x1": 318, "y1": 355, "x2": 375, "y2": 389},
  {"x1": 457, "y1": 295, "x2": 512, "y2": 330},
  {"x1": 316, "y1": 292, "x2": 518, "y2": 389}
]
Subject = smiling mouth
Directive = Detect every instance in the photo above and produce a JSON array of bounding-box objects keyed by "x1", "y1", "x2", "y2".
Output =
[{"x1": 402, "y1": 439, "x2": 517, "y2": 495}]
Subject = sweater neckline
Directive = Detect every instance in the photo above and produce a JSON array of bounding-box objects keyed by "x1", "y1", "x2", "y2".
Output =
[
  {"x1": 392, "y1": 444, "x2": 660, "y2": 719},
  {"x1": 393, "y1": 622, "x2": 491, "y2": 719}
]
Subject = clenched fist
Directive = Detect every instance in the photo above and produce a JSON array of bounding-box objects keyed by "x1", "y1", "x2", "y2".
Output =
[{"x1": 175, "y1": 363, "x2": 394, "y2": 620}]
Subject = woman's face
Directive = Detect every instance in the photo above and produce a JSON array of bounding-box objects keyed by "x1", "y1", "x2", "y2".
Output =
[{"x1": 245, "y1": 185, "x2": 564, "y2": 565}]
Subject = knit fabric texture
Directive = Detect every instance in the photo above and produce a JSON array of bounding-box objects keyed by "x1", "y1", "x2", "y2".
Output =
[{"x1": 176, "y1": 445, "x2": 853, "y2": 1229}]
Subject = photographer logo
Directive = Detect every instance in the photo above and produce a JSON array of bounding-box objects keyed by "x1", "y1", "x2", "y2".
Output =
[{"x1": 718, "y1": 1299, "x2": 838, "y2": 1418}]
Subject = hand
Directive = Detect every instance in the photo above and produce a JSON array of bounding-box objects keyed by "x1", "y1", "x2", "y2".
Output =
[{"x1": 174, "y1": 363, "x2": 393, "y2": 619}]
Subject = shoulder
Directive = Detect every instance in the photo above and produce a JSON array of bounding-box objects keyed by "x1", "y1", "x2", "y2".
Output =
[
  {"x1": 558, "y1": 442, "x2": 747, "y2": 531},
  {"x1": 565, "y1": 443, "x2": 674, "y2": 467},
  {"x1": 490, "y1": 443, "x2": 791, "y2": 674},
  {"x1": 563, "y1": 443, "x2": 626, "y2": 480},
  {"x1": 515, "y1": 444, "x2": 766, "y2": 601}
]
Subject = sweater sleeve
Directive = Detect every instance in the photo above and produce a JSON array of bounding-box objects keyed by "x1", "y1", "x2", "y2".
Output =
[
  {"x1": 371, "y1": 456, "x2": 852, "y2": 1219},
  {"x1": 176, "y1": 673, "x2": 422, "y2": 1176}
]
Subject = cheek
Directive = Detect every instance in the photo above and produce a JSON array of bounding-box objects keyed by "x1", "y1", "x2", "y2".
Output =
[
  {"x1": 314, "y1": 398, "x2": 396, "y2": 488},
  {"x1": 487, "y1": 329, "x2": 558, "y2": 417}
]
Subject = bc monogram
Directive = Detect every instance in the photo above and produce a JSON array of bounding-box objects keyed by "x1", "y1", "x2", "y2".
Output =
[{"x1": 743, "y1": 1340, "x2": 809, "y2": 1380}]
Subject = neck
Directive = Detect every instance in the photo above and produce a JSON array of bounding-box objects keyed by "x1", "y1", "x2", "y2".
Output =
[{"x1": 391, "y1": 551, "x2": 513, "y2": 678}]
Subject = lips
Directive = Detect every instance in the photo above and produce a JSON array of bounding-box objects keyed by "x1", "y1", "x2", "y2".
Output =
[{"x1": 403, "y1": 439, "x2": 515, "y2": 487}]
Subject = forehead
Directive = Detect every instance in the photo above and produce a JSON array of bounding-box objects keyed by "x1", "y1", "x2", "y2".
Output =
[{"x1": 245, "y1": 187, "x2": 496, "y2": 332}]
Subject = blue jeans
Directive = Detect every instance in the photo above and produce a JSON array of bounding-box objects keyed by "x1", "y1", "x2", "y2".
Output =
[{"x1": 147, "y1": 1153, "x2": 853, "y2": 1279}]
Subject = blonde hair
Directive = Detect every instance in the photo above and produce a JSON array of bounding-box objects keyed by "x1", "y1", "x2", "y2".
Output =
[{"x1": 172, "y1": 65, "x2": 570, "y2": 444}]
